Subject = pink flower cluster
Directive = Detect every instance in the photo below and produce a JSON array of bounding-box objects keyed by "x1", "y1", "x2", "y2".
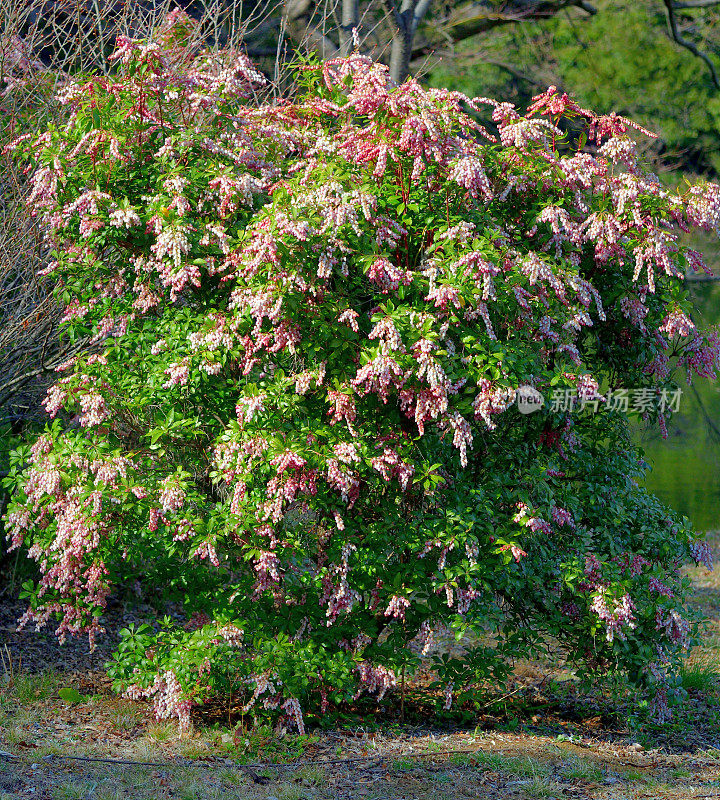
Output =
[
  {"x1": 655, "y1": 609, "x2": 691, "y2": 647},
  {"x1": 124, "y1": 671, "x2": 193, "y2": 731},
  {"x1": 355, "y1": 661, "x2": 397, "y2": 701},
  {"x1": 660, "y1": 310, "x2": 695, "y2": 339},
  {"x1": 590, "y1": 592, "x2": 636, "y2": 643}
]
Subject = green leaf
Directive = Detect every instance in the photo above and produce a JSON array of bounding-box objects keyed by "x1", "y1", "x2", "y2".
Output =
[{"x1": 58, "y1": 687, "x2": 84, "y2": 704}]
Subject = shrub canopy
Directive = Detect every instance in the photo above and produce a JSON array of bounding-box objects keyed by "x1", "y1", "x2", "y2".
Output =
[{"x1": 5, "y1": 11, "x2": 719, "y2": 730}]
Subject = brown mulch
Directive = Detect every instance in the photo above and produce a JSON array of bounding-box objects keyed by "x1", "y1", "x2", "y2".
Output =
[{"x1": 0, "y1": 595, "x2": 155, "y2": 681}]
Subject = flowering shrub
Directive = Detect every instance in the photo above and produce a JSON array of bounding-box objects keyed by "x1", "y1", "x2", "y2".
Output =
[{"x1": 4, "y1": 11, "x2": 719, "y2": 730}]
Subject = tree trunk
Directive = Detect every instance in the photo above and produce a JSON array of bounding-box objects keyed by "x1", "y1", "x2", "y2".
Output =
[
  {"x1": 388, "y1": 0, "x2": 433, "y2": 83},
  {"x1": 339, "y1": 0, "x2": 359, "y2": 55}
]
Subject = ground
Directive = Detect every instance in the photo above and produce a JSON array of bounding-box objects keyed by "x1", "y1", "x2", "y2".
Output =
[{"x1": 1, "y1": 534, "x2": 720, "y2": 800}]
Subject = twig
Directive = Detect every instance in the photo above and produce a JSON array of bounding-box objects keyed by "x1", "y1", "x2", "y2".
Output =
[{"x1": 479, "y1": 684, "x2": 524, "y2": 708}]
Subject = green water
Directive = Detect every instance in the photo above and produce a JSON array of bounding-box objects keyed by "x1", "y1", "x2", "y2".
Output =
[{"x1": 638, "y1": 281, "x2": 720, "y2": 533}]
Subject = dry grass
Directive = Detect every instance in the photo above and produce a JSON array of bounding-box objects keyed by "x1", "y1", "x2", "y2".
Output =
[
  {"x1": 1, "y1": 534, "x2": 719, "y2": 799},
  {"x1": 1, "y1": 689, "x2": 718, "y2": 799}
]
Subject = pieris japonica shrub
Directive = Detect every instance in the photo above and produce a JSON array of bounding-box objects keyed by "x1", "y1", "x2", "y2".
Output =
[{"x1": 4, "y1": 11, "x2": 719, "y2": 731}]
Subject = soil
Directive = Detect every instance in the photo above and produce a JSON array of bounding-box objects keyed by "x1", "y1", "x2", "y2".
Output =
[{"x1": 1, "y1": 534, "x2": 719, "y2": 799}]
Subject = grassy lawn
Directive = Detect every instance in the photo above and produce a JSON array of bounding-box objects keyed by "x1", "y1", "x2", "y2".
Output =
[{"x1": 2, "y1": 533, "x2": 720, "y2": 799}]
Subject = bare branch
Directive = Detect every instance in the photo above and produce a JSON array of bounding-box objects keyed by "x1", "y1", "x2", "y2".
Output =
[
  {"x1": 663, "y1": 0, "x2": 720, "y2": 88},
  {"x1": 672, "y1": 0, "x2": 720, "y2": 8},
  {"x1": 411, "y1": 0, "x2": 596, "y2": 62},
  {"x1": 0, "y1": 0, "x2": 276, "y2": 426}
]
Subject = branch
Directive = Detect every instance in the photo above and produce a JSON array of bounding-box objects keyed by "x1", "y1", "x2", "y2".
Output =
[
  {"x1": 382, "y1": 0, "x2": 404, "y2": 29},
  {"x1": 672, "y1": 0, "x2": 720, "y2": 8},
  {"x1": 411, "y1": 0, "x2": 596, "y2": 61},
  {"x1": 663, "y1": 0, "x2": 720, "y2": 88},
  {"x1": 0, "y1": 341, "x2": 89, "y2": 398}
]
